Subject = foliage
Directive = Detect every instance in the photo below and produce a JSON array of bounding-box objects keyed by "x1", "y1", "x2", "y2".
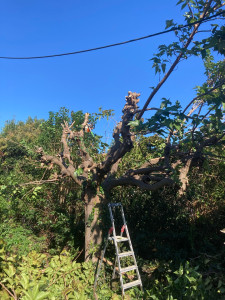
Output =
[
  {"x1": 0, "y1": 115, "x2": 83, "y2": 254},
  {"x1": 0, "y1": 242, "x2": 122, "y2": 300},
  {"x1": 142, "y1": 256, "x2": 225, "y2": 299},
  {"x1": 38, "y1": 107, "x2": 113, "y2": 157},
  {"x1": 1, "y1": 241, "x2": 225, "y2": 299},
  {"x1": 0, "y1": 220, "x2": 46, "y2": 256},
  {"x1": 110, "y1": 134, "x2": 225, "y2": 261},
  {"x1": 0, "y1": 107, "x2": 115, "y2": 255}
]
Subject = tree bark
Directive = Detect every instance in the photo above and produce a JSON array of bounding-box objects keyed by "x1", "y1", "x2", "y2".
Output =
[
  {"x1": 178, "y1": 159, "x2": 192, "y2": 196},
  {"x1": 84, "y1": 187, "x2": 106, "y2": 261}
]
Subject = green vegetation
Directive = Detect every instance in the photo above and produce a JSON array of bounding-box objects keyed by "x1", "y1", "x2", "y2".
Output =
[{"x1": 1, "y1": 1, "x2": 225, "y2": 299}]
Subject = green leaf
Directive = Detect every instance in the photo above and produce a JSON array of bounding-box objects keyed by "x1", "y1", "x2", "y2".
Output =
[
  {"x1": 222, "y1": 102, "x2": 225, "y2": 111},
  {"x1": 31, "y1": 284, "x2": 39, "y2": 298},
  {"x1": 165, "y1": 19, "x2": 174, "y2": 29},
  {"x1": 20, "y1": 273, "x2": 29, "y2": 290},
  {"x1": 74, "y1": 168, "x2": 83, "y2": 177},
  {"x1": 36, "y1": 292, "x2": 50, "y2": 300},
  {"x1": 176, "y1": 0, "x2": 184, "y2": 5},
  {"x1": 128, "y1": 120, "x2": 140, "y2": 127},
  {"x1": 4, "y1": 265, "x2": 16, "y2": 277},
  {"x1": 161, "y1": 63, "x2": 166, "y2": 73},
  {"x1": 181, "y1": 1, "x2": 188, "y2": 9},
  {"x1": 201, "y1": 49, "x2": 207, "y2": 59}
]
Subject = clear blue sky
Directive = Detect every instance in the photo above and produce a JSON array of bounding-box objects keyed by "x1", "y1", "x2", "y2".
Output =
[{"x1": 0, "y1": 0, "x2": 213, "y2": 138}]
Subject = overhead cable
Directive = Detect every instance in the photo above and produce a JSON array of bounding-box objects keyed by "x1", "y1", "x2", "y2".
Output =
[{"x1": 0, "y1": 11, "x2": 224, "y2": 60}]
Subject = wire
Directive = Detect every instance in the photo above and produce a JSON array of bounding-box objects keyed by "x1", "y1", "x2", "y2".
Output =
[{"x1": 0, "y1": 11, "x2": 224, "y2": 60}]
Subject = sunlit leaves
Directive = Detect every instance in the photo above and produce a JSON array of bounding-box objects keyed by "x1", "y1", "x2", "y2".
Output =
[
  {"x1": 128, "y1": 119, "x2": 141, "y2": 127},
  {"x1": 0, "y1": 249, "x2": 100, "y2": 299}
]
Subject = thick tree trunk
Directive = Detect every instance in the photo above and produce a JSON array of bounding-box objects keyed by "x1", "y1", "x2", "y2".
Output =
[
  {"x1": 178, "y1": 159, "x2": 192, "y2": 195},
  {"x1": 84, "y1": 187, "x2": 106, "y2": 261}
]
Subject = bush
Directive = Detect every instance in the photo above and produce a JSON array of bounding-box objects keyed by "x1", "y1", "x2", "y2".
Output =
[
  {"x1": 0, "y1": 220, "x2": 47, "y2": 256},
  {"x1": 0, "y1": 242, "x2": 118, "y2": 299}
]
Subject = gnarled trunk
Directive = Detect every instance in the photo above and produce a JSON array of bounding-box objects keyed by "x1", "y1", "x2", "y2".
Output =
[{"x1": 84, "y1": 187, "x2": 106, "y2": 261}]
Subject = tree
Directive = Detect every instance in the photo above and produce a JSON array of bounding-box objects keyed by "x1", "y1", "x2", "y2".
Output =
[{"x1": 35, "y1": 0, "x2": 225, "y2": 261}]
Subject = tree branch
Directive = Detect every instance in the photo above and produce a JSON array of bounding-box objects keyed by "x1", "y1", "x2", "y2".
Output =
[
  {"x1": 62, "y1": 114, "x2": 95, "y2": 173},
  {"x1": 0, "y1": 281, "x2": 17, "y2": 300},
  {"x1": 125, "y1": 166, "x2": 166, "y2": 176},
  {"x1": 20, "y1": 178, "x2": 60, "y2": 186},
  {"x1": 102, "y1": 176, "x2": 174, "y2": 192},
  {"x1": 96, "y1": 92, "x2": 140, "y2": 179},
  {"x1": 61, "y1": 121, "x2": 76, "y2": 165},
  {"x1": 202, "y1": 132, "x2": 225, "y2": 147},
  {"x1": 135, "y1": 107, "x2": 196, "y2": 119},
  {"x1": 36, "y1": 112, "x2": 97, "y2": 185},
  {"x1": 188, "y1": 3, "x2": 194, "y2": 19},
  {"x1": 36, "y1": 147, "x2": 82, "y2": 185},
  {"x1": 137, "y1": 6, "x2": 211, "y2": 120},
  {"x1": 178, "y1": 159, "x2": 192, "y2": 195},
  {"x1": 183, "y1": 79, "x2": 225, "y2": 114},
  {"x1": 212, "y1": 2, "x2": 225, "y2": 11},
  {"x1": 137, "y1": 1, "x2": 217, "y2": 120}
]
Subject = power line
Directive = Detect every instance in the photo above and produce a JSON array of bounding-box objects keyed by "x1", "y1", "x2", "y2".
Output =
[{"x1": 0, "y1": 11, "x2": 224, "y2": 60}]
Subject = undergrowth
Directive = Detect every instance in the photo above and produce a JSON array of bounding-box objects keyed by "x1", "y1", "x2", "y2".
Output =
[{"x1": 1, "y1": 239, "x2": 225, "y2": 299}]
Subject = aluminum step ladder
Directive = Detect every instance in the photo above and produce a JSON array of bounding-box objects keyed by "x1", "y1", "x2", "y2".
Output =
[{"x1": 94, "y1": 203, "x2": 143, "y2": 297}]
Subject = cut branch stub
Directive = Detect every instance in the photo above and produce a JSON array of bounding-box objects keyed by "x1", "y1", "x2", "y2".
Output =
[{"x1": 97, "y1": 91, "x2": 140, "y2": 178}]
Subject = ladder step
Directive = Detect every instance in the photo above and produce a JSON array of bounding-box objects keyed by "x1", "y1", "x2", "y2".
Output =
[
  {"x1": 120, "y1": 265, "x2": 137, "y2": 273},
  {"x1": 109, "y1": 236, "x2": 129, "y2": 242},
  {"x1": 118, "y1": 251, "x2": 134, "y2": 258},
  {"x1": 108, "y1": 203, "x2": 122, "y2": 207},
  {"x1": 115, "y1": 236, "x2": 129, "y2": 242},
  {"x1": 123, "y1": 280, "x2": 142, "y2": 290}
]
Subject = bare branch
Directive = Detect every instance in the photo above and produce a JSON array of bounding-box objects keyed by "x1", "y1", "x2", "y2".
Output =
[
  {"x1": 97, "y1": 92, "x2": 140, "y2": 178},
  {"x1": 212, "y1": 1, "x2": 225, "y2": 11},
  {"x1": 102, "y1": 156, "x2": 173, "y2": 192},
  {"x1": 36, "y1": 147, "x2": 82, "y2": 185},
  {"x1": 82, "y1": 113, "x2": 90, "y2": 128},
  {"x1": 71, "y1": 113, "x2": 96, "y2": 173},
  {"x1": 61, "y1": 121, "x2": 75, "y2": 165},
  {"x1": 109, "y1": 158, "x2": 122, "y2": 175},
  {"x1": 125, "y1": 166, "x2": 166, "y2": 176},
  {"x1": 102, "y1": 176, "x2": 174, "y2": 192},
  {"x1": 20, "y1": 178, "x2": 60, "y2": 186},
  {"x1": 61, "y1": 114, "x2": 95, "y2": 173},
  {"x1": 36, "y1": 111, "x2": 97, "y2": 185},
  {"x1": 0, "y1": 281, "x2": 17, "y2": 300},
  {"x1": 140, "y1": 157, "x2": 165, "y2": 167}
]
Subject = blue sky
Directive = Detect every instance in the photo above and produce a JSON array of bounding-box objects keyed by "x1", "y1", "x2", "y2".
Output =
[{"x1": 0, "y1": 0, "x2": 215, "y2": 139}]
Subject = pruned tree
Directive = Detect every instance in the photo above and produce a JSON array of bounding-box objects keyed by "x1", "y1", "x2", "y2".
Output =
[{"x1": 36, "y1": 0, "x2": 225, "y2": 260}]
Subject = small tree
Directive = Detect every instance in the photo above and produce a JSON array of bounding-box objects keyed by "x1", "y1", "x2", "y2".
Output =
[{"x1": 36, "y1": 0, "x2": 225, "y2": 260}]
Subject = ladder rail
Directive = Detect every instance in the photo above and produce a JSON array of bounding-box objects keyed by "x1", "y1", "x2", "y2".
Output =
[
  {"x1": 120, "y1": 206, "x2": 143, "y2": 291},
  {"x1": 94, "y1": 202, "x2": 143, "y2": 297},
  {"x1": 108, "y1": 204, "x2": 125, "y2": 292}
]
